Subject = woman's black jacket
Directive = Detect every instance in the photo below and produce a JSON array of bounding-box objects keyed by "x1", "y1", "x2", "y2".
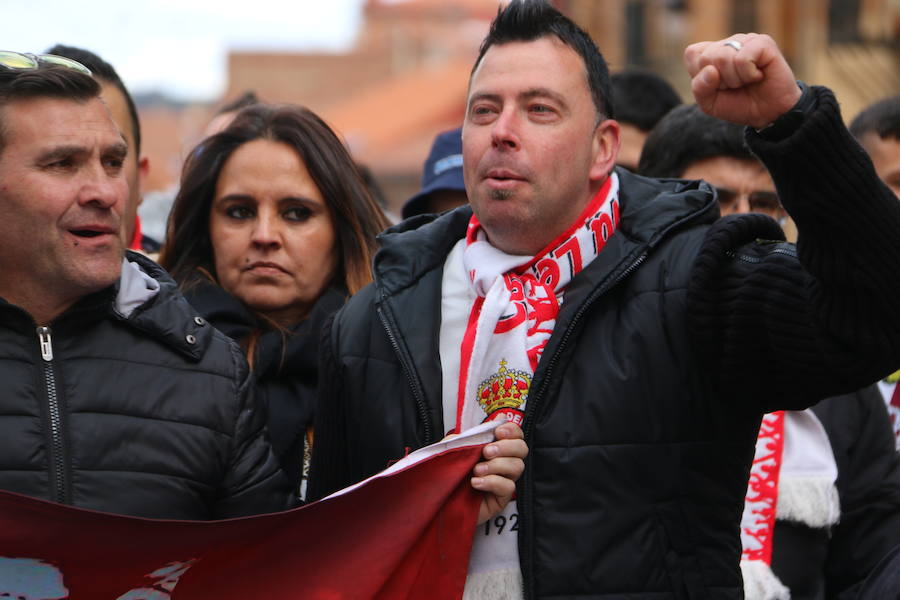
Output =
[{"x1": 184, "y1": 280, "x2": 346, "y2": 488}]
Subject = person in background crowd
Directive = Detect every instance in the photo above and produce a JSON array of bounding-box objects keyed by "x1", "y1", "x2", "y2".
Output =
[
  {"x1": 205, "y1": 90, "x2": 260, "y2": 137},
  {"x1": 640, "y1": 103, "x2": 900, "y2": 600},
  {"x1": 356, "y1": 162, "x2": 394, "y2": 220},
  {"x1": 45, "y1": 44, "x2": 160, "y2": 254},
  {"x1": 850, "y1": 96, "x2": 900, "y2": 448},
  {"x1": 159, "y1": 104, "x2": 525, "y2": 504},
  {"x1": 609, "y1": 68, "x2": 681, "y2": 171},
  {"x1": 308, "y1": 1, "x2": 900, "y2": 598},
  {"x1": 639, "y1": 104, "x2": 785, "y2": 222},
  {"x1": 0, "y1": 51, "x2": 293, "y2": 519},
  {"x1": 401, "y1": 127, "x2": 468, "y2": 219},
  {"x1": 850, "y1": 95, "x2": 900, "y2": 199}
]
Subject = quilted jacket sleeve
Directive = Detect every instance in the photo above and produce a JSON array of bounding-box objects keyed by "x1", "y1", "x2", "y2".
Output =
[{"x1": 211, "y1": 345, "x2": 297, "y2": 518}]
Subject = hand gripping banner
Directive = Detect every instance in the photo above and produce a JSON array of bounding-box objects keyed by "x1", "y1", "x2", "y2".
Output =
[{"x1": 0, "y1": 422, "x2": 501, "y2": 600}]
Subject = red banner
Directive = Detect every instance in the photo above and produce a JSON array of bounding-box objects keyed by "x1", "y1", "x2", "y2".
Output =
[{"x1": 0, "y1": 425, "x2": 497, "y2": 599}]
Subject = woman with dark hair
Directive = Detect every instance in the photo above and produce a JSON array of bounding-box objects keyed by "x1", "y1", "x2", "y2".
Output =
[{"x1": 160, "y1": 104, "x2": 389, "y2": 495}]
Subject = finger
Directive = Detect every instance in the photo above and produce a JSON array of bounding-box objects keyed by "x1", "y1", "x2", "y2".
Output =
[
  {"x1": 483, "y1": 437, "x2": 528, "y2": 460},
  {"x1": 732, "y1": 34, "x2": 767, "y2": 85},
  {"x1": 474, "y1": 456, "x2": 525, "y2": 479},
  {"x1": 492, "y1": 421, "x2": 524, "y2": 441},
  {"x1": 472, "y1": 471, "x2": 516, "y2": 527},
  {"x1": 712, "y1": 54, "x2": 743, "y2": 90},
  {"x1": 738, "y1": 33, "x2": 796, "y2": 96},
  {"x1": 471, "y1": 473, "x2": 517, "y2": 498},
  {"x1": 734, "y1": 56, "x2": 764, "y2": 87},
  {"x1": 683, "y1": 41, "x2": 713, "y2": 77},
  {"x1": 691, "y1": 64, "x2": 720, "y2": 111},
  {"x1": 705, "y1": 34, "x2": 750, "y2": 89},
  {"x1": 739, "y1": 33, "x2": 779, "y2": 71}
]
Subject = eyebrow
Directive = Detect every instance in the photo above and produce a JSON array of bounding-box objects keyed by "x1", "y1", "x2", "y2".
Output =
[
  {"x1": 105, "y1": 141, "x2": 129, "y2": 159},
  {"x1": 216, "y1": 194, "x2": 322, "y2": 206},
  {"x1": 36, "y1": 141, "x2": 129, "y2": 163},
  {"x1": 35, "y1": 145, "x2": 89, "y2": 164},
  {"x1": 520, "y1": 87, "x2": 569, "y2": 109},
  {"x1": 215, "y1": 193, "x2": 255, "y2": 205},
  {"x1": 468, "y1": 87, "x2": 569, "y2": 111}
]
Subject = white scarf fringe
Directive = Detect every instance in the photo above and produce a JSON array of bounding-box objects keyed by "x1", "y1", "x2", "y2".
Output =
[
  {"x1": 463, "y1": 567, "x2": 523, "y2": 600},
  {"x1": 741, "y1": 559, "x2": 791, "y2": 600},
  {"x1": 776, "y1": 410, "x2": 840, "y2": 528},
  {"x1": 776, "y1": 475, "x2": 841, "y2": 528}
]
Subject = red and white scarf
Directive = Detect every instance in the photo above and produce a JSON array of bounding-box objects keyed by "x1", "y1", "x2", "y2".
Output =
[
  {"x1": 453, "y1": 174, "x2": 620, "y2": 432},
  {"x1": 741, "y1": 411, "x2": 786, "y2": 566},
  {"x1": 740, "y1": 409, "x2": 840, "y2": 600},
  {"x1": 881, "y1": 370, "x2": 900, "y2": 450}
]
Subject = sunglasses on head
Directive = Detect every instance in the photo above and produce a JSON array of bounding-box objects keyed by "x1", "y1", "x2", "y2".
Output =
[{"x1": 0, "y1": 51, "x2": 91, "y2": 76}]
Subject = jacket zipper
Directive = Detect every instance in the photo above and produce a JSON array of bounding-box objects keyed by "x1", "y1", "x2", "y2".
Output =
[
  {"x1": 518, "y1": 200, "x2": 717, "y2": 599},
  {"x1": 376, "y1": 305, "x2": 434, "y2": 444},
  {"x1": 37, "y1": 326, "x2": 69, "y2": 505},
  {"x1": 726, "y1": 245, "x2": 797, "y2": 263},
  {"x1": 524, "y1": 251, "x2": 649, "y2": 433}
]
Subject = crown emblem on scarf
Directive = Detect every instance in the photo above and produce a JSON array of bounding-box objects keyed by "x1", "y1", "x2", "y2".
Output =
[{"x1": 477, "y1": 359, "x2": 531, "y2": 415}]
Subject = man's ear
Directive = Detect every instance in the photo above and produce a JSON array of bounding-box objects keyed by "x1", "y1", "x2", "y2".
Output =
[
  {"x1": 136, "y1": 156, "x2": 150, "y2": 207},
  {"x1": 589, "y1": 119, "x2": 620, "y2": 182}
]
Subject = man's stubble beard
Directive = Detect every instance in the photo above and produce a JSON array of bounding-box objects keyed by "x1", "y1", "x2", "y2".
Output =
[{"x1": 490, "y1": 189, "x2": 514, "y2": 200}]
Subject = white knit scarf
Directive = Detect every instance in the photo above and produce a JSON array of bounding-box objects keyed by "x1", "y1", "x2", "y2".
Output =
[{"x1": 453, "y1": 174, "x2": 620, "y2": 432}]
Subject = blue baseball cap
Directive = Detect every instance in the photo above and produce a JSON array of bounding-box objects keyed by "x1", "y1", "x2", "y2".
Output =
[{"x1": 402, "y1": 127, "x2": 466, "y2": 219}]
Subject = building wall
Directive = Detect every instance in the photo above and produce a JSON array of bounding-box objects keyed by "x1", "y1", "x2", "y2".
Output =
[
  {"x1": 137, "y1": 0, "x2": 897, "y2": 205},
  {"x1": 561, "y1": 0, "x2": 898, "y2": 119}
]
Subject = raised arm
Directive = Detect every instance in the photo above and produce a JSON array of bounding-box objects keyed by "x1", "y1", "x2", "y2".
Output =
[{"x1": 685, "y1": 34, "x2": 900, "y2": 410}]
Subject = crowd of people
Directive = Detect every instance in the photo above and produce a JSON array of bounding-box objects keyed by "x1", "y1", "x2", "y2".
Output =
[{"x1": 0, "y1": 1, "x2": 898, "y2": 598}]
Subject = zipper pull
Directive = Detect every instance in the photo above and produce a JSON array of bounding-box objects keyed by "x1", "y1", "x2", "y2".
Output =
[{"x1": 37, "y1": 326, "x2": 53, "y2": 361}]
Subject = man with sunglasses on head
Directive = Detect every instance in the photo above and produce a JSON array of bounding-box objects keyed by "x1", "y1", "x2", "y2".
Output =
[
  {"x1": 309, "y1": 2, "x2": 900, "y2": 598},
  {"x1": 44, "y1": 44, "x2": 160, "y2": 256},
  {"x1": 0, "y1": 52, "x2": 294, "y2": 519},
  {"x1": 639, "y1": 103, "x2": 900, "y2": 600}
]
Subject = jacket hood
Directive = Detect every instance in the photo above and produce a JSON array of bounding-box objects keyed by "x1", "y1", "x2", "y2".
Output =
[
  {"x1": 116, "y1": 251, "x2": 214, "y2": 361},
  {"x1": 372, "y1": 168, "x2": 718, "y2": 298}
]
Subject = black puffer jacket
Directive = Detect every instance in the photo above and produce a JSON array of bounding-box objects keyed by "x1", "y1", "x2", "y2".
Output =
[
  {"x1": 183, "y1": 279, "x2": 346, "y2": 488},
  {"x1": 310, "y1": 88, "x2": 900, "y2": 598},
  {"x1": 770, "y1": 388, "x2": 900, "y2": 599},
  {"x1": 0, "y1": 252, "x2": 294, "y2": 520}
]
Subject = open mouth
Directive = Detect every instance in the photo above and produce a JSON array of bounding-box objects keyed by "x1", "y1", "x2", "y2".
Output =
[{"x1": 71, "y1": 229, "x2": 106, "y2": 238}]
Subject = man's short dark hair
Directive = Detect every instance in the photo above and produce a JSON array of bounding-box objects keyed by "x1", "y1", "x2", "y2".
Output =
[
  {"x1": 849, "y1": 95, "x2": 900, "y2": 142},
  {"x1": 0, "y1": 64, "x2": 100, "y2": 156},
  {"x1": 638, "y1": 104, "x2": 753, "y2": 178},
  {"x1": 472, "y1": 0, "x2": 613, "y2": 120},
  {"x1": 610, "y1": 69, "x2": 681, "y2": 132},
  {"x1": 45, "y1": 44, "x2": 141, "y2": 155},
  {"x1": 216, "y1": 91, "x2": 260, "y2": 116}
]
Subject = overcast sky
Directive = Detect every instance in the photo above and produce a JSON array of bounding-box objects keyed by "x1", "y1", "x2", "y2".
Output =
[{"x1": 5, "y1": 0, "x2": 366, "y2": 102}]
